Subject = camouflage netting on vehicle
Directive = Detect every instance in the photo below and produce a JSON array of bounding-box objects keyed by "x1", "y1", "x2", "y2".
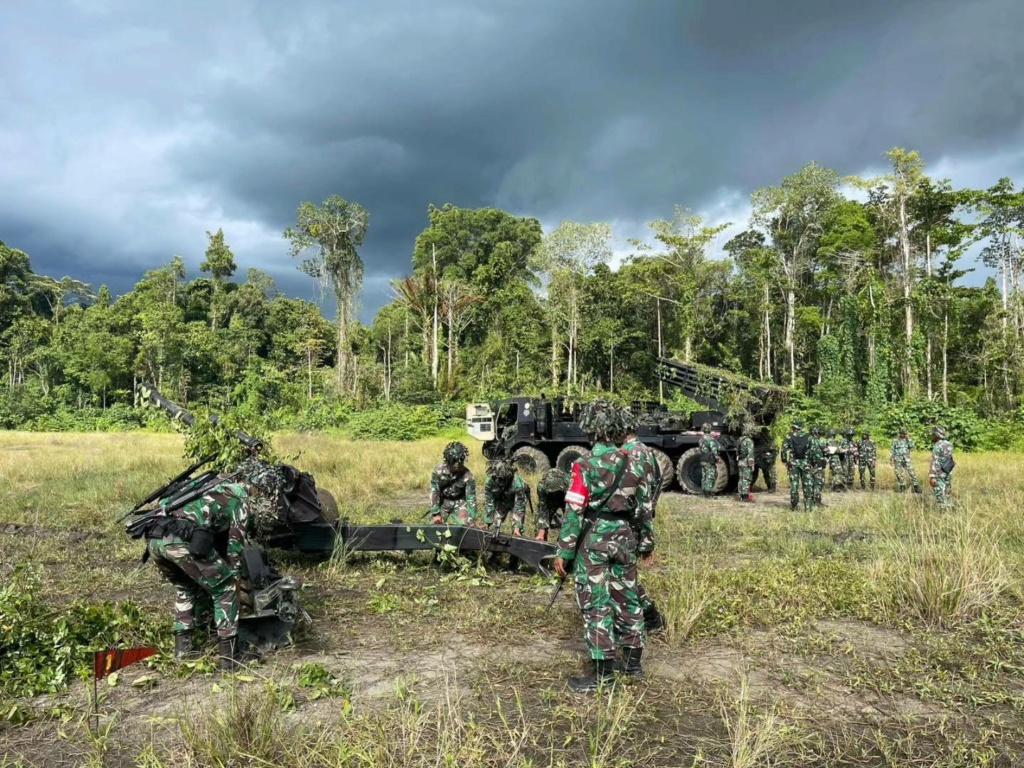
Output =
[{"x1": 657, "y1": 359, "x2": 789, "y2": 432}]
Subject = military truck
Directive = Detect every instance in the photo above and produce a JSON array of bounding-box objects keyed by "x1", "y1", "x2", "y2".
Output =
[{"x1": 465, "y1": 358, "x2": 788, "y2": 495}]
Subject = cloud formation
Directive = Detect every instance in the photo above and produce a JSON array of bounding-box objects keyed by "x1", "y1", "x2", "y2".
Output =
[{"x1": 2, "y1": 0, "x2": 1023, "y2": 317}]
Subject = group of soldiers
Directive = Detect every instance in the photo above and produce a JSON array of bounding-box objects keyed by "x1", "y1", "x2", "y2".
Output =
[
  {"x1": 780, "y1": 421, "x2": 956, "y2": 511},
  {"x1": 430, "y1": 401, "x2": 663, "y2": 692}
]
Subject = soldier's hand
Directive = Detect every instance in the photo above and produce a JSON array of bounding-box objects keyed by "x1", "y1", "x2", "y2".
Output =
[
  {"x1": 639, "y1": 551, "x2": 655, "y2": 566},
  {"x1": 535, "y1": 529, "x2": 548, "y2": 541},
  {"x1": 929, "y1": 477, "x2": 937, "y2": 488},
  {"x1": 554, "y1": 557, "x2": 568, "y2": 578},
  {"x1": 431, "y1": 514, "x2": 443, "y2": 525},
  {"x1": 512, "y1": 528, "x2": 523, "y2": 537}
]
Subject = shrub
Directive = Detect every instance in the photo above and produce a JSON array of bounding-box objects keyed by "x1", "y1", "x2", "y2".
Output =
[{"x1": 346, "y1": 404, "x2": 442, "y2": 441}]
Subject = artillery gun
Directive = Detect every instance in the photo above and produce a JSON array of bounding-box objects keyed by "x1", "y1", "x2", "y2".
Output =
[{"x1": 465, "y1": 358, "x2": 788, "y2": 495}]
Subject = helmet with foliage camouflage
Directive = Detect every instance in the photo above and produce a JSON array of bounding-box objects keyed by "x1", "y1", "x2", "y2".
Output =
[
  {"x1": 862, "y1": 429, "x2": 870, "y2": 438},
  {"x1": 791, "y1": 418, "x2": 804, "y2": 431},
  {"x1": 619, "y1": 406, "x2": 639, "y2": 435},
  {"x1": 811, "y1": 426, "x2": 821, "y2": 437},
  {"x1": 899, "y1": 426, "x2": 909, "y2": 436},
  {"x1": 701, "y1": 422, "x2": 712, "y2": 434},
  {"x1": 237, "y1": 456, "x2": 286, "y2": 497},
  {"x1": 932, "y1": 425, "x2": 947, "y2": 440},
  {"x1": 844, "y1": 427, "x2": 854, "y2": 438},
  {"x1": 578, "y1": 398, "x2": 626, "y2": 442},
  {"x1": 487, "y1": 458, "x2": 514, "y2": 482},
  {"x1": 443, "y1": 441, "x2": 469, "y2": 466}
]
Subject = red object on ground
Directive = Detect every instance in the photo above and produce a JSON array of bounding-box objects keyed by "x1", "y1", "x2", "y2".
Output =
[{"x1": 93, "y1": 647, "x2": 158, "y2": 680}]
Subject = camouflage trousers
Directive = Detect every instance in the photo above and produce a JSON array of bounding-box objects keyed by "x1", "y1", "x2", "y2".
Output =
[
  {"x1": 858, "y1": 460, "x2": 876, "y2": 490},
  {"x1": 488, "y1": 502, "x2": 525, "y2": 534},
  {"x1": 572, "y1": 520, "x2": 644, "y2": 660},
  {"x1": 148, "y1": 536, "x2": 239, "y2": 639},
  {"x1": 828, "y1": 457, "x2": 844, "y2": 490},
  {"x1": 438, "y1": 499, "x2": 472, "y2": 525},
  {"x1": 812, "y1": 464, "x2": 826, "y2": 504},
  {"x1": 637, "y1": 581, "x2": 653, "y2": 612},
  {"x1": 787, "y1": 460, "x2": 814, "y2": 511},
  {"x1": 737, "y1": 460, "x2": 754, "y2": 496},
  {"x1": 752, "y1": 462, "x2": 777, "y2": 491},
  {"x1": 701, "y1": 463, "x2": 717, "y2": 494},
  {"x1": 844, "y1": 457, "x2": 856, "y2": 487},
  {"x1": 892, "y1": 456, "x2": 919, "y2": 491},
  {"x1": 932, "y1": 472, "x2": 953, "y2": 508}
]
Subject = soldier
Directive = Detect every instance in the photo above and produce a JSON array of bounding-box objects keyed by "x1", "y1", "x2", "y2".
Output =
[
  {"x1": 736, "y1": 427, "x2": 755, "y2": 503},
  {"x1": 145, "y1": 457, "x2": 282, "y2": 670},
  {"x1": 809, "y1": 426, "x2": 827, "y2": 507},
  {"x1": 429, "y1": 442, "x2": 478, "y2": 524},
  {"x1": 890, "y1": 427, "x2": 922, "y2": 494},
  {"x1": 857, "y1": 430, "x2": 877, "y2": 490},
  {"x1": 751, "y1": 427, "x2": 778, "y2": 492},
  {"x1": 698, "y1": 422, "x2": 720, "y2": 498},
  {"x1": 619, "y1": 407, "x2": 664, "y2": 633},
  {"x1": 553, "y1": 400, "x2": 648, "y2": 692},
  {"x1": 535, "y1": 467, "x2": 569, "y2": 541},
  {"x1": 826, "y1": 429, "x2": 844, "y2": 491},
  {"x1": 842, "y1": 428, "x2": 857, "y2": 488},
  {"x1": 483, "y1": 459, "x2": 528, "y2": 536},
  {"x1": 928, "y1": 426, "x2": 955, "y2": 508},
  {"x1": 781, "y1": 419, "x2": 813, "y2": 511}
]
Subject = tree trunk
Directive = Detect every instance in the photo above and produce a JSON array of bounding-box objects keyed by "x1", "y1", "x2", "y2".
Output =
[
  {"x1": 431, "y1": 246, "x2": 440, "y2": 387},
  {"x1": 785, "y1": 287, "x2": 796, "y2": 388},
  {"x1": 446, "y1": 304, "x2": 455, "y2": 387},
  {"x1": 335, "y1": 297, "x2": 348, "y2": 388},
  {"x1": 550, "y1": 322, "x2": 559, "y2": 389},
  {"x1": 898, "y1": 197, "x2": 915, "y2": 397},
  {"x1": 657, "y1": 299, "x2": 664, "y2": 402},
  {"x1": 764, "y1": 286, "x2": 772, "y2": 381}
]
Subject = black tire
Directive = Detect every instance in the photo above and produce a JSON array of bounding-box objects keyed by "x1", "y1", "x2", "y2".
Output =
[
  {"x1": 512, "y1": 446, "x2": 551, "y2": 474},
  {"x1": 316, "y1": 488, "x2": 340, "y2": 524},
  {"x1": 650, "y1": 448, "x2": 675, "y2": 491},
  {"x1": 556, "y1": 445, "x2": 591, "y2": 473},
  {"x1": 676, "y1": 449, "x2": 729, "y2": 495}
]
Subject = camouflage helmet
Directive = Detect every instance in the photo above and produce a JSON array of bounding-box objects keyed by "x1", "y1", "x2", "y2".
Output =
[
  {"x1": 932, "y1": 425, "x2": 947, "y2": 440},
  {"x1": 578, "y1": 398, "x2": 626, "y2": 442},
  {"x1": 619, "y1": 406, "x2": 639, "y2": 434},
  {"x1": 790, "y1": 418, "x2": 803, "y2": 431},
  {"x1": 701, "y1": 422, "x2": 712, "y2": 434},
  {"x1": 811, "y1": 426, "x2": 821, "y2": 437},
  {"x1": 862, "y1": 429, "x2": 870, "y2": 438},
  {"x1": 443, "y1": 441, "x2": 469, "y2": 466},
  {"x1": 236, "y1": 456, "x2": 286, "y2": 497},
  {"x1": 899, "y1": 426, "x2": 909, "y2": 436},
  {"x1": 844, "y1": 427, "x2": 854, "y2": 438},
  {"x1": 487, "y1": 458, "x2": 514, "y2": 481},
  {"x1": 827, "y1": 428, "x2": 836, "y2": 438}
]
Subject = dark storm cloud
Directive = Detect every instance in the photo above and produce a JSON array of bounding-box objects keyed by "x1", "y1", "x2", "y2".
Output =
[{"x1": 2, "y1": 0, "x2": 1023, "y2": 318}]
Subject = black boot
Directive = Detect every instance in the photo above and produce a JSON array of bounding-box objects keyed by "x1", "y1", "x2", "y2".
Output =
[
  {"x1": 913, "y1": 485, "x2": 923, "y2": 494},
  {"x1": 620, "y1": 647, "x2": 644, "y2": 679},
  {"x1": 568, "y1": 659, "x2": 617, "y2": 693},
  {"x1": 218, "y1": 636, "x2": 260, "y2": 671},
  {"x1": 174, "y1": 631, "x2": 200, "y2": 661},
  {"x1": 644, "y1": 603, "x2": 666, "y2": 632}
]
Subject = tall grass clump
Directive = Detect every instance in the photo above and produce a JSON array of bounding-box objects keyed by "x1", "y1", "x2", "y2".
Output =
[
  {"x1": 718, "y1": 674, "x2": 787, "y2": 768},
  {"x1": 879, "y1": 508, "x2": 1010, "y2": 627}
]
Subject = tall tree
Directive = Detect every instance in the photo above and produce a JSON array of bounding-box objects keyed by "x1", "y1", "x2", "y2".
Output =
[
  {"x1": 200, "y1": 228, "x2": 237, "y2": 330},
  {"x1": 285, "y1": 196, "x2": 369, "y2": 389}
]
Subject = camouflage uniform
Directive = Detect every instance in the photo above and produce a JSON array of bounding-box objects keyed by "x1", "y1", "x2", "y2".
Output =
[
  {"x1": 147, "y1": 480, "x2": 253, "y2": 640},
  {"x1": 621, "y1": 428, "x2": 661, "y2": 625},
  {"x1": 737, "y1": 434, "x2": 755, "y2": 501},
  {"x1": 536, "y1": 468, "x2": 569, "y2": 537},
  {"x1": 857, "y1": 433, "x2": 877, "y2": 490},
  {"x1": 826, "y1": 430, "x2": 844, "y2": 491},
  {"x1": 809, "y1": 427, "x2": 827, "y2": 506},
  {"x1": 751, "y1": 429, "x2": 778, "y2": 492},
  {"x1": 483, "y1": 465, "x2": 528, "y2": 534},
  {"x1": 929, "y1": 427, "x2": 954, "y2": 508},
  {"x1": 842, "y1": 429, "x2": 857, "y2": 487},
  {"x1": 890, "y1": 431, "x2": 921, "y2": 493},
  {"x1": 781, "y1": 420, "x2": 814, "y2": 511},
  {"x1": 555, "y1": 400, "x2": 650, "y2": 690},
  {"x1": 698, "y1": 425, "x2": 719, "y2": 496},
  {"x1": 429, "y1": 442, "x2": 477, "y2": 524}
]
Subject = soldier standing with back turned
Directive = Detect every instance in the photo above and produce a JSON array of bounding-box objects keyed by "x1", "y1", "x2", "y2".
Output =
[
  {"x1": 698, "y1": 422, "x2": 719, "y2": 498},
  {"x1": 928, "y1": 426, "x2": 955, "y2": 509},
  {"x1": 857, "y1": 430, "x2": 877, "y2": 490},
  {"x1": 781, "y1": 419, "x2": 814, "y2": 512},
  {"x1": 553, "y1": 400, "x2": 648, "y2": 692},
  {"x1": 736, "y1": 427, "x2": 755, "y2": 503},
  {"x1": 809, "y1": 426, "x2": 827, "y2": 507},
  {"x1": 752, "y1": 426, "x2": 778, "y2": 492},
  {"x1": 890, "y1": 427, "x2": 922, "y2": 494}
]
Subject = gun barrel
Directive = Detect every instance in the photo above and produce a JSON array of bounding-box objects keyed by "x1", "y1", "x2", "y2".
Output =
[{"x1": 137, "y1": 384, "x2": 264, "y2": 452}]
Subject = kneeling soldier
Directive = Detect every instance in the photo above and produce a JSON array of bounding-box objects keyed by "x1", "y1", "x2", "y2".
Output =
[{"x1": 429, "y1": 442, "x2": 477, "y2": 524}]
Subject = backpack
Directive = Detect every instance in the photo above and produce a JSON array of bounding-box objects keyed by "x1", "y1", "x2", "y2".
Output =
[{"x1": 789, "y1": 434, "x2": 810, "y2": 461}]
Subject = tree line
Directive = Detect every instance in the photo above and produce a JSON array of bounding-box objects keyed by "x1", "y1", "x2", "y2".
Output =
[{"x1": 2, "y1": 148, "x2": 1023, "y2": 439}]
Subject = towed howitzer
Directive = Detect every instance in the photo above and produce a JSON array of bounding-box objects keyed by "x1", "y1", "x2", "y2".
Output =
[{"x1": 137, "y1": 384, "x2": 265, "y2": 453}]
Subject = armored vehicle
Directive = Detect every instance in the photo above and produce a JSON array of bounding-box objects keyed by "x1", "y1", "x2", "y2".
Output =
[{"x1": 465, "y1": 358, "x2": 787, "y2": 495}]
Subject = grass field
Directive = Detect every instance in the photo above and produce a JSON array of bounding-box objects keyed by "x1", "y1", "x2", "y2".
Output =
[{"x1": 2, "y1": 431, "x2": 1024, "y2": 767}]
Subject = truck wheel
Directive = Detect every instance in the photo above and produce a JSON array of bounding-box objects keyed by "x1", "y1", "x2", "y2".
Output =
[
  {"x1": 556, "y1": 445, "x2": 591, "y2": 473},
  {"x1": 675, "y1": 448, "x2": 703, "y2": 494},
  {"x1": 316, "y1": 488, "x2": 340, "y2": 524},
  {"x1": 651, "y1": 448, "x2": 675, "y2": 491},
  {"x1": 512, "y1": 446, "x2": 551, "y2": 474}
]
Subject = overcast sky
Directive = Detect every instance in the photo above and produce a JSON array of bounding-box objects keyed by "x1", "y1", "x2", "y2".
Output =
[{"x1": 2, "y1": 0, "x2": 1023, "y2": 320}]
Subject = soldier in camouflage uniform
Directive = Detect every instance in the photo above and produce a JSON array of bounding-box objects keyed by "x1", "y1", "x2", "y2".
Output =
[
  {"x1": 928, "y1": 426, "x2": 955, "y2": 508},
  {"x1": 429, "y1": 442, "x2": 478, "y2": 524},
  {"x1": 736, "y1": 428, "x2": 755, "y2": 503},
  {"x1": 553, "y1": 399, "x2": 651, "y2": 692},
  {"x1": 535, "y1": 467, "x2": 569, "y2": 541},
  {"x1": 826, "y1": 429, "x2": 844, "y2": 491},
  {"x1": 698, "y1": 422, "x2": 720, "y2": 498},
  {"x1": 619, "y1": 407, "x2": 665, "y2": 633},
  {"x1": 145, "y1": 457, "x2": 282, "y2": 670},
  {"x1": 842, "y1": 428, "x2": 857, "y2": 488},
  {"x1": 751, "y1": 427, "x2": 778, "y2": 492},
  {"x1": 857, "y1": 430, "x2": 877, "y2": 490},
  {"x1": 781, "y1": 419, "x2": 814, "y2": 511},
  {"x1": 809, "y1": 426, "x2": 827, "y2": 507},
  {"x1": 890, "y1": 427, "x2": 922, "y2": 494},
  {"x1": 483, "y1": 459, "x2": 528, "y2": 536}
]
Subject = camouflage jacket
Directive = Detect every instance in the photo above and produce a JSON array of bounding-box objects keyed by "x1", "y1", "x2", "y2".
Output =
[
  {"x1": 737, "y1": 436, "x2": 755, "y2": 465},
  {"x1": 929, "y1": 440, "x2": 954, "y2": 477},
  {"x1": 429, "y1": 464, "x2": 477, "y2": 517},
  {"x1": 622, "y1": 436, "x2": 659, "y2": 529},
  {"x1": 556, "y1": 442, "x2": 653, "y2": 560},
  {"x1": 483, "y1": 473, "x2": 527, "y2": 522},
  {"x1": 808, "y1": 437, "x2": 826, "y2": 467},
  {"x1": 163, "y1": 480, "x2": 251, "y2": 568},
  {"x1": 698, "y1": 434, "x2": 720, "y2": 460},
  {"x1": 840, "y1": 438, "x2": 854, "y2": 459},
  {"x1": 857, "y1": 440, "x2": 877, "y2": 463},
  {"x1": 536, "y1": 468, "x2": 569, "y2": 529},
  {"x1": 825, "y1": 438, "x2": 842, "y2": 458},
  {"x1": 781, "y1": 431, "x2": 811, "y2": 464},
  {"x1": 891, "y1": 437, "x2": 914, "y2": 459}
]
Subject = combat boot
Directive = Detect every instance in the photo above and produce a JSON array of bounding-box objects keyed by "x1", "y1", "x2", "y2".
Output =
[
  {"x1": 913, "y1": 485, "x2": 923, "y2": 494},
  {"x1": 620, "y1": 647, "x2": 644, "y2": 679},
  {"x1": 644, "y1": 603, "x2": 666, "y2": 632},
  {"x1": 568, "y1": 659, "x2": 616, "y2": 693},
  {"x1": 174, "y1": 631, "x2": 200, "y2": 661},
  {"x1": 218, "y1": 636, "x2": 260, "y2": 671}
]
